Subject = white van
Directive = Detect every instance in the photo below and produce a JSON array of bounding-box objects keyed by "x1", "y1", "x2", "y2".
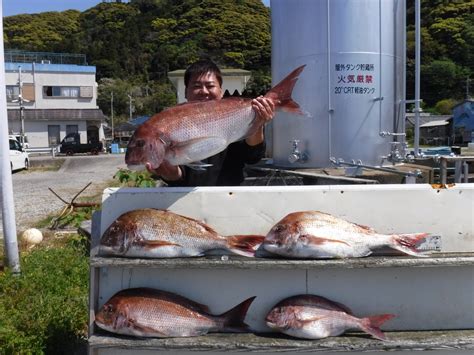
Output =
[
  {"x1": 9, "y1": 134, "x2": 29, "y2": 148},
  {"x1": 9, "y1": 138, "x2": 30, "y2": 171}
]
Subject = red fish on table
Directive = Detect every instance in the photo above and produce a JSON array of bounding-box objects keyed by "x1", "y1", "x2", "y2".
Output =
[
  {"x1": 263, "y1": 211, "x2": 429, "y2": 258},
  {"x1": 99, "y1": 208, "x2": 264, "y2": 258},
  {"x1": 265, "y1": 294, "x2": 395, "y2": 340},
  {"x1": 95, "y1": 288, "x2": 256, "y2": 338}
]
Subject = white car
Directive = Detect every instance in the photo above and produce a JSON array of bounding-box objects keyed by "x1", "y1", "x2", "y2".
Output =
[{"x1": 9, "y1": 138, "x2": 29, "y2": 171}]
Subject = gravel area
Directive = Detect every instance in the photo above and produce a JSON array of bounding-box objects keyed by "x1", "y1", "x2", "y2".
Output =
[{"x1": 1, "y1": 154, "x2": 126, "y2": 237}]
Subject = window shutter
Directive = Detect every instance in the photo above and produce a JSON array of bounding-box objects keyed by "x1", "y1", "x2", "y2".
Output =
[
  {"x1": 80, "y1": 86, "x2": 93, "y2": 98},
  {"x1": 22, "y1": 83, "x2": 35, "y2": 101}
]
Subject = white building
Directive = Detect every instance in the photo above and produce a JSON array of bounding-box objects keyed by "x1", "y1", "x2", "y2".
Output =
[
  {"x1": 168, "y1": 68, "x2": 251, "y2": 103},
  {"x1": 5, "y1": 53, "x2": 106, "y2": 148}
]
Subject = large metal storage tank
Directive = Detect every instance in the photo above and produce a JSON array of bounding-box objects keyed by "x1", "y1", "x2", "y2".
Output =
[{"x1": 270, "y1": 0, "x2": 406, "y2": 168}]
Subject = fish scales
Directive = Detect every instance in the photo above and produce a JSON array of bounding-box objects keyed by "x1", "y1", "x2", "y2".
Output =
[
  {"x1": 95, "y1": 288, "x2": 256, "y2": 338},
  {"x1": 99, "y1": 209, "x2": 264, "y2": 258},
  {"x1": 265, "y1": 294, "x2": 395, "y2": 341},
  {"x1": 125, "y1": 66, "x2": 306, "y2": 171},
  {"x1": 263, "y1": 211, "x2": 429, "y2": 258}
]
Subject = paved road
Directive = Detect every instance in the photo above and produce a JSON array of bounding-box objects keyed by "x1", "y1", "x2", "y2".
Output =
[{"x1": 2, "y1": 154, "x2": 126, "y2": 236}]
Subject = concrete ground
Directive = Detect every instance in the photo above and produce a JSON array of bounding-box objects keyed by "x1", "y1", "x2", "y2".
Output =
[{"x1": 1, "y1": 153, "x2": 127, "y2": 238}]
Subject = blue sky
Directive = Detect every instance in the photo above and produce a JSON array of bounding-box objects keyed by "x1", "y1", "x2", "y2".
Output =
[{"x1": 3, "y1": 0, "x2": 270, "y2": 17}]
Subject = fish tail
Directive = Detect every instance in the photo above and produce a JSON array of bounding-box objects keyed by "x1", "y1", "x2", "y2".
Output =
[
  {"x1": 219, "y1": 296, "x2": 256, "y2": 333},
  {"x1": 360, "y1": 314, "x2": 396, "y2": 341},
  {"x1": 264, "y1": 65, "x2": 306, "y2": 114},
  {"x1": 392, "y1": 233, "x2": 430, "y2": 257},
  {"x1": 227, "y1": 235, "x2": 265, "y2": 257}
]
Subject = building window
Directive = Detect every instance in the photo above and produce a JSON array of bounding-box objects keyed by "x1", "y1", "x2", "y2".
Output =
[
  {"x1": 6, "y1": 85, "x2": 19, "y2": 102},
  {"x1": 43, "y1": 86, "x2": 80, "y2": 98},
  {"x1": 48, "y1": 125, "x2": 60, "y2": 146},
  {"x1": 66, "y1": 125, "x2": 78, "y2": 135}
]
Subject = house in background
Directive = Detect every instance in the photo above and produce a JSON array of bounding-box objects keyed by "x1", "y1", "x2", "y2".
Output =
[
  {"x1": 168, "y1": 68, "x2": 251, "y2": 103},
  {"x1": 452, "y1": 99, "x2": 474, "y2": 145},
  {"x1": 5, "y1": 51, "x2": 106, "y2": 148},
  {"x1": 406, "y1": 113, "x2": 452, "y2": 146}
]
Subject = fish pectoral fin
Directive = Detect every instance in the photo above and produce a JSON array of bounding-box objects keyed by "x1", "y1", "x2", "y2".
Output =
[
  {"x1": 285, "y1": 315, "x2": 328, "y2": 329},
  {"x1": 128, "y1": 318, "x2": 167, "y2": 336},
  {"x1": 355, "y1": 223, "x2": 376, "y2": 232},
  {"x1": 167, "y1": 137, "x2": 228, "y2": 165},
  {"x1": 301, "y1": 235, "x2": 351, "y2": 246},
  {"x1": 141, "y1": 240, "x2": 182, "y2": 250}
]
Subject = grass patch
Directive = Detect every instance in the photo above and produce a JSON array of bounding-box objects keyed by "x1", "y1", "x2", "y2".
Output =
[
  {"x1": 27, "y1": 158, "x2": 65, "y2": 173},
  {"x1": 0, "y1": 234, "x2": 89, "y2": 354}
]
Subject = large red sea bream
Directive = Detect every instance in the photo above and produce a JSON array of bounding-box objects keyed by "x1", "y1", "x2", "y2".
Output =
[
  {"x1": 263, "y1": 211, "x2": 429, "y2": 259},
  {"x1": 125, "y1": 65, "x2": 306, "y2": 170},
  {"x1": 95, "y1": 288, "x2": 256, "y2": 338},
  {"x1": 265, "y1": 294, "x2": 395, "y2": 340},
  {"x1": 99, "y1": 208, "x2": 264, "y2": 258}
]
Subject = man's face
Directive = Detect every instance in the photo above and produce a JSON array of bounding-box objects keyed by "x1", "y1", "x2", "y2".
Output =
[{"x1": 185, "y1": 72, "x2": 223, "y2": 102}]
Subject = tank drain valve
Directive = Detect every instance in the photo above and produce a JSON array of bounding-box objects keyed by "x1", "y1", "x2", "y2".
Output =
[{"x1": 288, "y1": 139, "x2": 308, "y2": 164}]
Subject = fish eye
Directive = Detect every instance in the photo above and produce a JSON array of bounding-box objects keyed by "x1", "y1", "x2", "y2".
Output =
[{"x1": 274, "y1": 224, "x2": 285, "y2": 233}]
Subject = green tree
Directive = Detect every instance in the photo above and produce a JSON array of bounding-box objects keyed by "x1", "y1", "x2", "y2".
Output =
[{"x1": 4, "y1": 11, "x2": 81, "y2": 52}]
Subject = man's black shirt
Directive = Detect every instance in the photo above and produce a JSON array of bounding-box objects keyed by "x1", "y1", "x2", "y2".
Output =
[{"x1": 166, "y1": 140, "x2": 265, "y2": 187}]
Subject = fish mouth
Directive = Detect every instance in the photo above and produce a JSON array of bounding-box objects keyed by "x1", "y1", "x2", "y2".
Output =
[
  {"x1": 265, "y1": 320, "x2": 278, "y2": 329},
  {"x1": 262, "y1": 239, "x2": 277, "y2": 247}
]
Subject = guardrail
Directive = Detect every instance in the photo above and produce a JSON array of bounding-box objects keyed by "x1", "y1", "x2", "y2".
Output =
[
  {"x1": 25, "y1": 146, "x2": 58, "y2": 157},
  {"x1": 439, "y1": 155, "x2": 474, "y2": 183}
]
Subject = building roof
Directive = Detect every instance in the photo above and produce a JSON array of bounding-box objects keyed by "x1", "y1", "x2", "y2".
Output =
[
  {"x1": 7, "y1": 108, "x2": 106, "y2": 121},
  {"x1": 406, "y1": 114, "x2": 451, "y2": 127},
  {"x1": 130, "y1": 115, "x2": 151, "y2": 126},
  {"x1": 5, "y1": 62, "x2": 96, "y2": 73},
  {"x1": 420, "y1": 120, "x2": 450, "y2": 128},
  {"x1": 168, "y1": 68, "x2": 252, "y2": 77}
]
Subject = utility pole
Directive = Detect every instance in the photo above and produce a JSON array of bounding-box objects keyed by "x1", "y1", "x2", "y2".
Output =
[
  {"x1": 466, "y1": 77, "x2": 471, "y2": 100},
  {"x1": 110, "y1": 92, "x2": 114, "y2": 140},
  {"x1": 127, "y1": 94, "x2": 133, "y2": 121},
  {"x1": 17, "y1": 66, "x2": 25, "y2": 148},
  {"x1": 0, "y1": 7, "x2": 21, "y2": 273}
]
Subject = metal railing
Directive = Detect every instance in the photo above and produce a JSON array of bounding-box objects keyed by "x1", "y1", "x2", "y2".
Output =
[
  {"x1": 25, "y1": 147, "x2": 58, "y2": 157},
  {"x1": 439, "y1": 156, "x2": 474, "y2": 184},
  {"x1": 4, "y1": 50, "x2": 87, "y2": 65}
]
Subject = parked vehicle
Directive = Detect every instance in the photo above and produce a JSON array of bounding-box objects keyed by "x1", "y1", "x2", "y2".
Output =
[
  {"x1": 9, "y1": 138, "x2": 29, "y2": 171},
  {"x1": 10, "y1": 134, "x2": 30, "y2": 149},
  {"x1": 58, "y1": 133, "x2": 103, "y2": 156}
]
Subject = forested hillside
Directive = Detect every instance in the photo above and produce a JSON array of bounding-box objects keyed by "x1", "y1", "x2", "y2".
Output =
[{"x1": 3, "y1": 0, "x2": 473, "y2": 121}]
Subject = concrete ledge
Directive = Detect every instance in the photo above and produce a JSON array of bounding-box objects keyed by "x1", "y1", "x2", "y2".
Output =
[
  {"x1": 89, "y1": 329, "x2": 474, "y2": 353},
  {"x1": 90, "y1": 252, "x2": 474, "y2": 270}
]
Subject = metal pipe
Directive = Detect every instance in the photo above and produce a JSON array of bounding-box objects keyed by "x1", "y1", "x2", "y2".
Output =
[
  {"x1": 401, "y1": 0, "x2": 407, "y2": 147},
  {"x1": 440, "y1": 158, "x2": 448, "y2": 184},
  {"x1": 110, "y1": 92, "x2": 114, "y2": 139},
  {"x1": 0, "y1": 6, "x2": 21, "y2": 273},
  {"x1": 413, "y1": 0, "x2": 421, "y2": 157},
  {"x1": 330, "y1": 158, "x2": 422, "y2": 178},
  {"x1": 326, "y1": 0, "x2": 333, "y2": 161}
]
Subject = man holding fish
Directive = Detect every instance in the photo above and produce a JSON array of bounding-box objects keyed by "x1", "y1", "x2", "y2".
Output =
[{"x1": 145, "y1": 59, "x2": 276, "y2": 186}]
